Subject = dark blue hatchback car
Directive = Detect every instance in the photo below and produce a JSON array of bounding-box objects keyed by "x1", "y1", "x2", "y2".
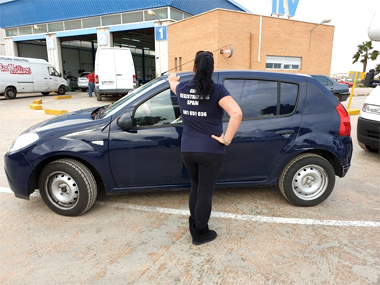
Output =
[{"x1": 4, "y1": 71, "x2": 353, "y2": 216}]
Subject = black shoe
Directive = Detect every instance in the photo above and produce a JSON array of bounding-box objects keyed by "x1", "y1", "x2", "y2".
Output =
[{"x1": 190, "y1": 224, "x2": 217, "y2": 245}]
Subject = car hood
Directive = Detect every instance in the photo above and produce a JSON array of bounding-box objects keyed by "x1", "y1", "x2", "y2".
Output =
[
  {"x1": 24, "y1": 107, "x2": 101, "y2": 134},
  {"x1": 365, "y1": 86, "x2": 380, "y2": 105}
]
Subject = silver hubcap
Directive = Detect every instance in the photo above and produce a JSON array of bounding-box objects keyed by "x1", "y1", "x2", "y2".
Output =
[
  {"x1": 47, "y1": 172, "x2": 79, "y2": 209},
  {"x1": 292, "y1": 164, "x2": 328, "y2": 200}
]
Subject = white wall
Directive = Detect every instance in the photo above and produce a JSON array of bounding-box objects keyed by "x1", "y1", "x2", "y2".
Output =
[{"x1": 0, "y1": 29, "x2": 6, "y2": 55}]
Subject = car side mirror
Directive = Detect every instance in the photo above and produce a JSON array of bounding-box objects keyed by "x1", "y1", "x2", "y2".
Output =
[{"x1": 117, "y1": 113, "x2": 134, "y2": 130}]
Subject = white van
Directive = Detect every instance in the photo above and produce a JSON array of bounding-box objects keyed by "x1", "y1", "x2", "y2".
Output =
[
  {"x1": 0, "y1": 56, "x2": 68, "y2": 99},
  {"x1": 94, "y1": 47, "x2": 136, "y2": 101}
]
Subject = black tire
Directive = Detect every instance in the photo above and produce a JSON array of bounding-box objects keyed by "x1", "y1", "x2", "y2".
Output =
[
  {"x1": 334, "y1": 93, "x2": 342, "y2": 101},
  {"x1": 279, "y1": 153, "x2": 335, "y2": 207},
  {"x1": 41, "y1": 92, "x2": 50, "y2": 95},
  {"x1": 81, "y1": 88, "x2": 87, "y2": 92},
  {"x1": 57, "y1": 85, "x2": 66, "y2": 95},
  {"x1": 4, "y1": 87, "x2": 17, "y2": 99},
  {"x1": 96, "y1": 89, "x2": 102, "y2": 101},
  {"x1": 39, "y1": 159, "x2": 97, "y2": 216},
  {"x1": 358, "y1": 142, "x2": 379, "y2": 152}
]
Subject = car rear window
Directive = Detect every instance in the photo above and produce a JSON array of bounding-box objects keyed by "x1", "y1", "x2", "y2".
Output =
[{"x1": 223, "y1": 79, "x2": 298, "y2": 118}]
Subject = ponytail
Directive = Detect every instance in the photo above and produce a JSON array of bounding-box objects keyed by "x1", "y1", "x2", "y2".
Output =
[{"x1": 194, "y1": 53, "x2": 214, "y2": 98}]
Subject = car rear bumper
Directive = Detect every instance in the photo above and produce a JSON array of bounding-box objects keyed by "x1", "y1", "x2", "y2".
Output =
[
  {"x1": 357, "y1": 116, "x2": 380, "y2": 149},
  {"x1": 95, "y1": 86, "x2": 133, "y2": 95},
  {"x1": 340, "y1": 92, "x2": 350, "y2": 102},
  {"x1": 4, "y1": 151, "x2": 35, "y2": 200}
]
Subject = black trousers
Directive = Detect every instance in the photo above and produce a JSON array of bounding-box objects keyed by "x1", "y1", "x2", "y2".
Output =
[{"x1": 181, "y1": 152, "x2": 224, "y2": 230}]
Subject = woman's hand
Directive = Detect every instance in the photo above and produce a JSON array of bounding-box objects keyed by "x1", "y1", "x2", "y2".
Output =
[
  {"x1": 211, "y1": 133, "x2": 230, "y2": 145},
  {"x1": 168, "y1": 73, "x2": 180, "y2": 94}
]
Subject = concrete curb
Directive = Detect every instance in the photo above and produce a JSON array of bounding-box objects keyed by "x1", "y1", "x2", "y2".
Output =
[
  {"x1": 44, "y1": 109, "x2": 68, "y2": 115},
  {"x1": 54, "y1": 95, "x2": 72, "y2": 100}
]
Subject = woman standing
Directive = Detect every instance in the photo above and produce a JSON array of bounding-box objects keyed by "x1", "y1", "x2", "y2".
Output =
[{"x1": 169, "y1": 51, "x2": 242, "y2": 245}]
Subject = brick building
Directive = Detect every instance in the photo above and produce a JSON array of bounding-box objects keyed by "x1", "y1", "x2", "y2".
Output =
[{"x1": 168, "y1": 9, "x2": 334, "y2": 75}]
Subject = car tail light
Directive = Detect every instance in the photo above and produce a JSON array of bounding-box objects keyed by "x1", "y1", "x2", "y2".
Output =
[
  {"x1": 133, "y1": 75, "x2": 136, "y2": 84},
  {"x1": 95, "y1": 75, "x2": 99, "y2": 84},
  {"x1": 336, "y1": 103, "x2": 351, "y2": 136}
]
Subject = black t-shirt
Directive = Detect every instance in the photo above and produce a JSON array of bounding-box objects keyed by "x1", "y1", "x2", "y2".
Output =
[{"x1": 176, "y1": 79, "x2": 230, "y2": 154}]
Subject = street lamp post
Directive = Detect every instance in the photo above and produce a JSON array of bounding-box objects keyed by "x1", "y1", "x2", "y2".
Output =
[
  {"x1": 147, "y1": 10, "x2": 162, "y2": 25},
  {"x1": 33, "y1": 25, "x2": 50, "y2": 34},
  {"x1": 309, "y1": 19, "x2": 331, "y2": 51}
]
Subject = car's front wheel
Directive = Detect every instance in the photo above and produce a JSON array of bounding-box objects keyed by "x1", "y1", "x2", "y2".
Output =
[
  {"x1": 279, "y1": 154, "x2": 335, "y2": 206},
  {"x1": 39, "y1": 159, "x2": 97, "y2": 216},
  {"x1": 57, "y1": 85, "x2": 66, "y2": 95}
]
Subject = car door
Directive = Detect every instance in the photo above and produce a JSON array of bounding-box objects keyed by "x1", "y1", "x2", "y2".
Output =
[
  {"x1": 108, "y1": 87, "x2": 187, "y2": 189},
  {"x1": 47, "y1": 67, "x2": 62, "y2": 91},
  {"x1": 217, "y1": 74, "x2": 304, "y2": 182}
]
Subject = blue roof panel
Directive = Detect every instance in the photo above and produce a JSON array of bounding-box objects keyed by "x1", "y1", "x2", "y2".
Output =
[{"x1": 0, "y1": 0, "x2": 249, "y2": 28}]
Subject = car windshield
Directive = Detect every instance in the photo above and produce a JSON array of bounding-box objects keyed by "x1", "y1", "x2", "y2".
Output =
[{"x1": 101, "y1": 77, "x2": 167, "y2": 119}]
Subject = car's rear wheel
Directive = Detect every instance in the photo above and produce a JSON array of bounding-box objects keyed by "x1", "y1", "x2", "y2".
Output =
[
  {"x1": 334, "y1": 93, "x2": 342, "y2": 101},
  {"x1": 81, "y1": 88, "x2": 87, "y2": 92},
  {"x1": 279, "y1": 153, "x2": 335, "y2": 206},
  {"x1": 358, "y1": 142, "x2": 379, "y2": 152},
  {"x1": 39, "y1": 159, "x2": 97, "y2": 216},
  {"x1": 96, "y1": 89, "x2": 102, "y2": 101},
  {"x1": 4, "y1": 87, "x2": 17, "y2": 99}
]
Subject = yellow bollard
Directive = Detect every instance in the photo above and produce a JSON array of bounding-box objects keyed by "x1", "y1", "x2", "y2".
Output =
[{"x1": 347, "y1": 72, "x2": 360, "y2": 115}]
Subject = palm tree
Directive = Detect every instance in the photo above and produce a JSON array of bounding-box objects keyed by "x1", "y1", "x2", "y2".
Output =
[
  {"x1": 352, "y1": 41, "x2": 379, "y2": 73},
  {"x1": 375, "y1": 63, "x2": 380, "y2": 75}
]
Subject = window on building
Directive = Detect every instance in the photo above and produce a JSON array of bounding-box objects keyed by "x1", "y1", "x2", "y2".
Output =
[
  {"x1": 144, "y1": 8, "x2": 168, "y2": 21},
  {"x1": 102, "y1": 15, "x2": 121, "y2": 26},
  {"x1": 18, "y1": 26, "x2": 32, "y2": 35},
  {"x1": 266, "y1": 56, "x2": 301, "y2": 70},
  {"x1": 82, "y1": 17, "x2": 101, "y2": 28},
  {"x1": 33, "y1": 24, "x2": 48, "y2": 34},
  {"x1": 65, "y1": 20, "x2": 82, "y2": 31},
  {"x1": 122, "y1": 12, "x2": 144, "y2": 24},
  {"x1": 48, "y1": 22, "x2": 64, "y2": 33},
  {"x1": 5, "y1": 28, "x2": 18, "y2": 37},
  {"x1": 170, "y1": 8, "x2": 184, "y2": 21},
  {"x1": 223, "y1": 79, "x2": 298, "y2": 118}
]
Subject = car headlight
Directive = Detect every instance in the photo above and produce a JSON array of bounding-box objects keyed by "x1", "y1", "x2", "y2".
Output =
[
  {"x1": 9, "y1": 132, "x2": 39, "y2": 153},
  {"x1": 362, "y1": 103, "x2": 380, "y2": 115}
]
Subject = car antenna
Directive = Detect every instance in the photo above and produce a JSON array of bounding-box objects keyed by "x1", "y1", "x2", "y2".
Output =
[{"x1": 161, "y1": 44, "x2": 233, "y2": 76}]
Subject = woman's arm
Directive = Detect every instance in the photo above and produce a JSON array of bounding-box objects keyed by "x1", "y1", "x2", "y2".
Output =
[
  {"x1": 168, "y1": 73, "x2": 180, "y2": 95},
  {"x1": 211, "y1": 96, "x2": 243, "y2": 145}
]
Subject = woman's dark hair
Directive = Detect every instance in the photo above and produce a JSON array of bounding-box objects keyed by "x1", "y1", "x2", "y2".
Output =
[{"x1": 194, "y1": 52, "x2": 214, "y2": 98}]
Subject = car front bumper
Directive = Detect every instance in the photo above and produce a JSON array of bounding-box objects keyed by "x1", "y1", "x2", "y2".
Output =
[
  {"x1": 4, "y1": 151, "x2": 36, "y2": 200},
  {"x1": 357, "y1": 116, "x2": 380, "y2": 149}
]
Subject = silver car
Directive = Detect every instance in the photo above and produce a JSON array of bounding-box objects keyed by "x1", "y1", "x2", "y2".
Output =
[{"x1": 77, "y1": 72, "x2": 90, "y2": 92}]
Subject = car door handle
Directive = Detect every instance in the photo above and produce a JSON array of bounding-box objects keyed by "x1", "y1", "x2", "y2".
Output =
[
  {"x1": 116, "y1": 74, "x2": 122, "y2": 76},
  {"x1": 276, "y1": 130, "x2": 295, "y2": 137}
]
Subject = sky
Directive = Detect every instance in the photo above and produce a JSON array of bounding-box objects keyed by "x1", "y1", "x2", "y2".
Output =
[{"x1": 234, "y1": 0, "x2": 380, "y2": 75}]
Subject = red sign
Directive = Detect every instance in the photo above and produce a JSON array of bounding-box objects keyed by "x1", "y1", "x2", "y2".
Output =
[{"x1": 0, "y1": 63, "x2": 32, "y2": 74}]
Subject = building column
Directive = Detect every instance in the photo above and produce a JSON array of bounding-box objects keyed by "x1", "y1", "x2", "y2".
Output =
[
  {"x1": 97, "y1": 28, "x2": 113, "y2": 48},
  {"x1": 46, "y1": 34, "x2": 63, "y2": 74},
  {"x1": 153, "y1": 20, "x2": 173, "y2": 78},
  {"x1": 4, "y1": 38, "x2": 18, "y2": 56}
]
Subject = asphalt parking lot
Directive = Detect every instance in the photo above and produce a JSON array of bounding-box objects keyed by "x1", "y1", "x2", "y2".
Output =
[{"x1": 0, "y1": 89, "x2": 379, "y2": 284}]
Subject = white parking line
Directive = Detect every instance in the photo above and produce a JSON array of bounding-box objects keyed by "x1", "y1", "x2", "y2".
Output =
[{"x1": 1, "y1": 186, "x2": 380, "y2": 227}]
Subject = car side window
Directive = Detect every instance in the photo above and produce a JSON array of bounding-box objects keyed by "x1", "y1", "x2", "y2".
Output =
[
  {"x1": 223, "y1": 79, "x2": 298, "y2": 118},
  {"x1": 134, "y1": 89, "x2": 181, "y2": 127}
]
